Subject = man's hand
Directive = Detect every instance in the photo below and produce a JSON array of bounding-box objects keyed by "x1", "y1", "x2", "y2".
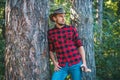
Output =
[
  {"x1": 54, "y1": 62, "x2": 61, "y2": 71},
  {"x1": 81, "y1": 64, "x2": 91, "y2": 72},
  {"x1": 49, "y1": 51, "x2": 62, "y2": 71}
]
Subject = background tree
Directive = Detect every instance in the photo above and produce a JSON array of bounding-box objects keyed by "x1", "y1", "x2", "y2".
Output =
[
  {"x1": 71, "y1": 0, "x2": 96, "y2": 80},
  {"x1": 5, "y1": 0, "x2": 50, "y2": 80},
  {"x1": 96, "y1": 0, "x2": 103, "y2": 43}
]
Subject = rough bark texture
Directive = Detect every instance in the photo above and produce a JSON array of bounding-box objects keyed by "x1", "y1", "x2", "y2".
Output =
[
  {"x1": 96, "y1": 0, "x2": 103, "y2": 43},
  {"x1": 5, "y1": 0, "x2": 50, "y2": 80},
  {"x1": 73, "y1": 0, "x2": 96, "y2": 80}
]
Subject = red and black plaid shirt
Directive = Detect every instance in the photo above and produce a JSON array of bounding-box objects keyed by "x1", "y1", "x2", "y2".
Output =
[{"x1": 48, "y1": 25, "x2": 83, "y2": 67}]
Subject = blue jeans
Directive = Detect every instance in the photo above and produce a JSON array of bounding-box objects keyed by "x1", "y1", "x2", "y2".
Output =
[{"x1": 51, "y1": 61, "x2": 82, "y2": 80}]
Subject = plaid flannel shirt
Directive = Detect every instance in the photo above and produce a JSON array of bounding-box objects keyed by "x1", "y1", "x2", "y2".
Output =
[{"x1": 48, "y1": 25, "x2": 83, "y2": 67}]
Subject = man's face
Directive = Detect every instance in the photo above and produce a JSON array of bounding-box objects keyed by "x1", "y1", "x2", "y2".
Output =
[{"x1": 53, "y1": 14, "x2": 65, "y2": 26}]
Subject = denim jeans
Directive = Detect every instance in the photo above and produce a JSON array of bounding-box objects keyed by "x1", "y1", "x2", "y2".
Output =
[{"x1": 51, "y1": 61, "x2": 82, "y2": 80}]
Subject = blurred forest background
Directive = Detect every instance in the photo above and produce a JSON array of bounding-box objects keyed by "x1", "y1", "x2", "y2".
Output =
[{"x1": 0, "y1": 0, "x2": 120, "y2": 80}]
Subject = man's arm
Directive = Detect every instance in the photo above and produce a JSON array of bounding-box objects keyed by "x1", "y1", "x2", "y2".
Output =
[
  {"x1": 78, "y1": 46, "x2": 91, "y2": 72},
  {"x1": 47, "y1": 31, "x2": 61, "y2": 71},
  {"x1": 49, "y1": 51, "x2": 61, "y2": 71},
  {"x1": 71, "y1": 26, "x2": 91, "y2": 72},
  {"x1": 78, "y1": 46, "x2": 87, "y2": 66}
]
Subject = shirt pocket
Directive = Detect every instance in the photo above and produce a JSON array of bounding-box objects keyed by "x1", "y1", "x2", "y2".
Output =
[{"x1": 66, "y1": 32, "x2": 73, "y2": 41}]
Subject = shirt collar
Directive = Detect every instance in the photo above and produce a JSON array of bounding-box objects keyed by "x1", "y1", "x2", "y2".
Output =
[{"x1": 54, "y1": 24, "x2": 66, "y2": 29}]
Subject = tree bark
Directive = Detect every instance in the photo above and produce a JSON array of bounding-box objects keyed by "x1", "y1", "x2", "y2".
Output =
[
  {"x1": 72, "y1": 0, "x2": 96, "y2": 80},
  {"x1": 5, "y1": 0, "x2": 50, "y2": 80},
  {"x1": 96, "y1": 0, "x2": 103, "y2": 43}
]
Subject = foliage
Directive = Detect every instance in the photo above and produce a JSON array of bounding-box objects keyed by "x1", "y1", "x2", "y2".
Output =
[
  {"x1": 0, "y1": 29, "x2": 5, "y2": 80},
  {"x1": 0, "y1": 0, "x2": 5, "y2": 80},
  {"x1": 94, "y1": 0, "x2": 120, "y2": 80}
]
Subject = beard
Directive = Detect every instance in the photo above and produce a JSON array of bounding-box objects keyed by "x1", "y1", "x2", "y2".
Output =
[{"x1": 57, "y1": 22, "x2": 65, "y2": 26}]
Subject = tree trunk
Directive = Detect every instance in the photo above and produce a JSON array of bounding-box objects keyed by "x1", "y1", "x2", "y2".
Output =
[
  {"x1": 96, "y1": 0, "x2": 103, "y2": 43},
  {"x1": 5, "y1": 0, "x2": 50, "y2": 80},
  {"x1": 72, "y1": 0, "x2": 96, "y2": 80}
]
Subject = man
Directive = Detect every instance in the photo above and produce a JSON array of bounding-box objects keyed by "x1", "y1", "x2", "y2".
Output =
[{"x1": 48, "y1": 8, "x2": 89, "y2": 80}]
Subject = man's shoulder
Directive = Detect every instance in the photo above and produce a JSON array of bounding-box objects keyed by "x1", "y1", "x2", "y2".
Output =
[
  {"x1": 47, "y1": 27, "x2": 56, "y2": 34},
  {"x1": 48, "y1": 28, "x2": 54, "y2": 31},
  {"x1": 47, "y1": 25, "x2": 75, "y2": 32},
  {"x1": 65, "y1": 24, "x2": 75, "y2": 29},
  {"x1": 66, "y1": 25, "x2": 76, "y2": 30}
]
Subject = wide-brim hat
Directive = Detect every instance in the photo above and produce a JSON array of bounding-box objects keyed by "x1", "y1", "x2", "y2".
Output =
[{"x1": 49, "y1": 8, "x2": 66, "y2": 22}]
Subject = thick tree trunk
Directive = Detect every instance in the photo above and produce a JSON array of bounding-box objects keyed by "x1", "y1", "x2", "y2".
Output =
[
  {"x1": 73, "y1": 0, "x2": 96, "y2": 80},
  {"x1": 5, "y1": 0, "x2": 50, "y2": 80}
]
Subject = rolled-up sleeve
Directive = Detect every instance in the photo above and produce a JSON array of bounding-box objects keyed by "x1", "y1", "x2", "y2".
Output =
[
  {"x1": 72, "y1": 27, "x2": 83, "y2": 48},
  {"x1": 47, "y1": 31, "x2": 55, "y2": 52}
]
